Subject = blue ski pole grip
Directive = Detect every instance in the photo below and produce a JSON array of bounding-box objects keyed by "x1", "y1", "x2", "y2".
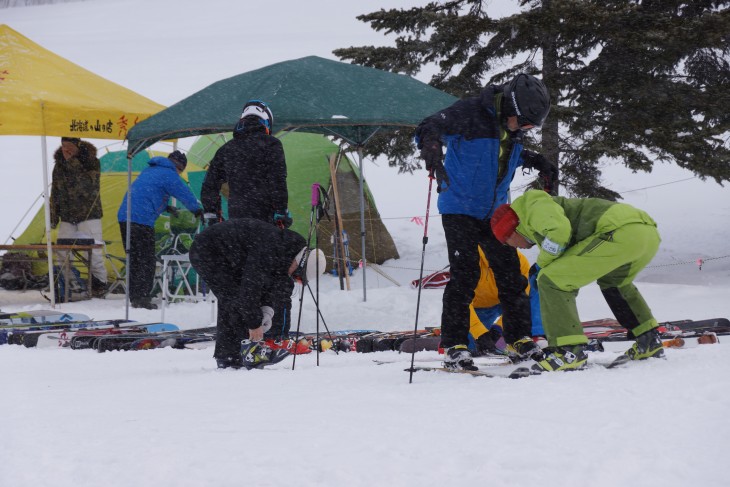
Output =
[{"x1": 311, "y1": 183, "x2": 320, "y2": 206}]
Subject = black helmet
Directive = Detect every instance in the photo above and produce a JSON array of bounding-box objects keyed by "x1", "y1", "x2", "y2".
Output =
[
  {"x1": 504, "y1": 74, "x2": 550, "y2": 128},
  {"x1": 168, "y1": 150, "x2": 187, "y2": 171}
]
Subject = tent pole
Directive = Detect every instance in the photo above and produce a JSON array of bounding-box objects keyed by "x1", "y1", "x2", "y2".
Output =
[
  {"x1": 40, "y1": 133, "x2": 56, "y2": 308},
  {"x1": 357, "y1": 145, "x2": 367, "y2": 302},
  {"x1": 125, "y1": 154, "x2": 132, "y2": 319}
]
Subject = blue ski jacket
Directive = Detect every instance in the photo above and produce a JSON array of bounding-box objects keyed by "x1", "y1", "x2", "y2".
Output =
[
  {"x1": 415, "y1": 86, "x2": 526, "y2": 219},
  {"x1": 117, "y1": 157, "x2": 201, "y2": 227}
]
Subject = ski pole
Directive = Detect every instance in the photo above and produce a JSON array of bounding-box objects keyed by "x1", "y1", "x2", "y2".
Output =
[
  {"x1": 409, "y1": 170, "x2": 436, "y2": 384},
  {"x1": 304, "y1": 282, "x2": 339, "y2": 356},
  {"x1": 292, "y1": 183, "x2": 321, "y2": 370},
  {"x1": 312, "y1": 183, "x2": 322, "y2": 366}
]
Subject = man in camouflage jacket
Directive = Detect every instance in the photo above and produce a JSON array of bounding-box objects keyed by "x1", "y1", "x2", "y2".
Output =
[{"x1": 50, "y1": 137, "x2": 107, "y2": 296}]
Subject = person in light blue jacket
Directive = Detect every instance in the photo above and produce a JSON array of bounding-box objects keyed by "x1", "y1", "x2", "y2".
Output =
[{"x1": 117, "y1": 151, "x2": 202, "y2": 309}]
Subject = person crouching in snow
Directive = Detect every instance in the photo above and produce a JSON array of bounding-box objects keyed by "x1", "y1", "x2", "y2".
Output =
[
  {"x1": 467, "y1": 247, "x2": 544, "y2": 357},
  {"x1": 189, "y1": 218, "x2": 326, "y2": 369},
  {"x1": 490, "y1": 189, "x2": 664, "y2": 372}
]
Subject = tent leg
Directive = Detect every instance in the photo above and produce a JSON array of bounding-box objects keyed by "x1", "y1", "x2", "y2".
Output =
[
  {"x1": 357, "y1": 147, "x2": 367, "y2": 302},
  {"x1": 124, "y1": 154, "x2": 132, "y2": 320},
  {"x1": 40, "y1": 134, "x2": 56, "y2": 308}
]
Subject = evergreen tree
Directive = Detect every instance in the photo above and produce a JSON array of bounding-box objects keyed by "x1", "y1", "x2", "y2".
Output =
[{"x1": 334, "y1": 0, "x2": 730, "y2": 198}]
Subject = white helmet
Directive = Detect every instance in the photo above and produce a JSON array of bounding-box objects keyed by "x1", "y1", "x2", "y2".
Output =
[
  {"x1": 293, "y1": 247, "x2": 326, "y2": 284},
  {"x1": 240, "y1": 99, "x2": 273, "y2": 131}
]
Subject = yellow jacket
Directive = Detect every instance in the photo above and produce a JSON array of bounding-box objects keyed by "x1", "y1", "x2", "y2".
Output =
[{"x1": 469, "y1": 248, "x2": 530, "y2": 339}]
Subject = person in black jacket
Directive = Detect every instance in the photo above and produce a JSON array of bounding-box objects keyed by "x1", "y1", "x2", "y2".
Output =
[
  {"x1": 201, "y1": 100, "x2": 295, "y2": 339},
  {"x1": 201, "y1": 100, "x2": 290, "y2": 226},
  {"x1": 189, "y1": 218, "x2": 321, "y2": 369}
]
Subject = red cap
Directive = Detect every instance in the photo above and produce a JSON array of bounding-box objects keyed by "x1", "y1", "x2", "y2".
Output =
[{"x1": 491, "y1": 204, "x2": 520, "y2": 244}]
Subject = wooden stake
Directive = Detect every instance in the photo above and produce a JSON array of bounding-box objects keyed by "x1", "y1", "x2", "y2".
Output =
[{"x1": 329, "y1": 153, "x2": 351, "y2": 290}]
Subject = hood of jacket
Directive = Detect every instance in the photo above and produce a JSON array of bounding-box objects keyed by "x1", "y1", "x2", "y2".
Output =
[
  {"x1": 53, "y1": 140, "x2": 98, "y2": 164},
  {"x1": 479, "y1": 85, "x2": 500, "y2": 117},
  {"x1": 233, "y1": 117, "x2": 268, "y2": 138},
  {"x1": 146, "y1": 156, "x2": 178, "y2": 171}
]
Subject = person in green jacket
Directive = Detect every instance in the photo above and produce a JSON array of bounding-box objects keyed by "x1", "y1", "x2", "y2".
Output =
[{"x1": 490, "y1": 189, "x2": 664, "y2": 371}]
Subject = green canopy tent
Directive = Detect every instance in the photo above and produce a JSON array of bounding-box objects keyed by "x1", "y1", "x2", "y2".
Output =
[
  {"x1": 186, "y1": 132, "x2": 399, "y2": 270},
  {"x1": 126, "y1": 55, "x2": 458, "y2": 300}
]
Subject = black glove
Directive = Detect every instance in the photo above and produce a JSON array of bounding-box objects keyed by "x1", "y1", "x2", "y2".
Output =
[
  {"x1": 203, "y1": 212, "x2": 219, "y2": 228},
  {"x1": 522, "y1": 150, "x2": 559, "y2": 195},
  {"x1": 273, "y1": 209, "x2": 293, "y2": 229},
  {"x1": 420, "y1": 141, "x2": 442, "y2": 172},
  {"x1": 193, "y1": 209, "x2": 204, "y2": 219},
  {"x1": 528, "y1": 263, "x2": 541, "y2": 292},
  {"x1": 538, "y1": 164, "x2": 559, "y2": 195},
  {"x1": 474, "y1": 327, "x2": 503, "y2": 356},
  {"x1": 520, "y1": 149, "x2": 545, "y2": 171},
  {"x1": 165, "y1": 205, "x2": 179, "y2": 217},
  {"x1": 420, "y1": 141, "x2": 449, "y2": 190}
]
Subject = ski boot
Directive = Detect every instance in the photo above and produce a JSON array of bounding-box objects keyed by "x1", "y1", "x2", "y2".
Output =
[
  {"x1": 91, "y1": 276, "x2": 109, "y2": 299},
  {"x1": 131, "y1": 298, "x2": 158, "y2": 310},
  {"x1": 625, "y1": 329, "x2": 665, "y2": 360},
  {"x1": 240, "y1": 340, "x2": 291, "y2": 370},
  {"x1": 443, "y1": 345, "x2": 478, "y2": 371},
  {"x1": 506, "y1": 336, "x2": 545, "y2": 363},
  {"x1": 585, "y1": 338, "x2": 605, "y2": 352},
  {"x1": 264, "y1": 337, "x2": 312, "y2": 355},
  {"x1": 216, "y1": 356, "x2": 245, "y2": 369},
  {"x1": 532, "y1": 344, "x2": 588, "y2": 372}
]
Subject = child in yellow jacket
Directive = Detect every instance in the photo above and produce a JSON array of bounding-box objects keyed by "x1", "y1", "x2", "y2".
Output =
[{"x1": 468, "y1": 247, "x2": 541, "y2": 355}]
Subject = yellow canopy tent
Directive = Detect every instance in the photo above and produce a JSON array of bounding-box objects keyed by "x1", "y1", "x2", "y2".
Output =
[
  {"x1": 0, "y1": 24, "x2": 166, "y2": 306},
  {"x1": 0, "y1": 24, "x2": 165, "y2": 138}
]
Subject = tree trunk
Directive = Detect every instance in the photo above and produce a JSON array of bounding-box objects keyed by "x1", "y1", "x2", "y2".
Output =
[{"x1": 540, "y1": 0, "x2": 561, "y2": 195}]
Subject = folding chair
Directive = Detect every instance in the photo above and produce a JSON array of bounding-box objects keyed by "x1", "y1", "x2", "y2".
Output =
[{"x1": 103, "y1": 243, "x2": 127, "y2": 295}]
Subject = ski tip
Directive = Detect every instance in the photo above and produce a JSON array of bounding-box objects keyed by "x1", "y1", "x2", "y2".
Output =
[
  {"x1": 605, "y1": 354, "x2": 631, "y2": 368},
  {"x1": 508, "y1": 367, "x2": 533, "y2": 379}
]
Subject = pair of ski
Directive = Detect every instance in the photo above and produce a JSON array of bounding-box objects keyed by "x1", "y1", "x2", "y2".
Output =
[
  {"x1": 72, "y1": 325, "x2": 216, "y2": 352},
  {"x1": 1, "y1": 317, "x2": 133, "y2": 345},
  {"x1": 6, "y1": 319, "x2": 141, "y2": 347},
  {"x1": 354, "y1": 329, "x2": 437, "y2": 353},
  {"x1": 406, "y1": 354, "x2": 631, "y2": 379},
  {"x1": 11, "y1": 321, "x2": 210, "y2": 350},
  {"x1": 582, "y1": 317, "x2": 730, "y2": 341},
  {"x1": 288, "y1": 329, "x2": 382, "y2": 354},
  {"x1": 0, "y1": 309, "x2": 91, "y2": 325},
  {"x1": 289, "y1": 328, "x2": 441, "y2": 354}
]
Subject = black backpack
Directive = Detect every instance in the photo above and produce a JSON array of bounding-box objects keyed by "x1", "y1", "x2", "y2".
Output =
[{"x1": 0, "y1": 252, "x2": 46, "y2": 291}]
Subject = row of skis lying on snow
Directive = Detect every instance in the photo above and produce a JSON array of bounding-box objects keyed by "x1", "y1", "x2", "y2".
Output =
[{"x1": 0, "y1": 309, "x2": 727, "y2": 355}]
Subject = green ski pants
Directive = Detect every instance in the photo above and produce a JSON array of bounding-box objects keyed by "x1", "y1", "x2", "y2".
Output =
[{"x1": 537, "y1": 223, "x2": 661, "y2": 347}]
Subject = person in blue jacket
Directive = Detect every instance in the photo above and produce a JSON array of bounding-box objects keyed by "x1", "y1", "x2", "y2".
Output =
[
  {"x1": 415, "y1": 73, "x2": 557, "y2": 371},
  {"x1": 117, "y1": 151, "x2": 202, "y2": 309}
]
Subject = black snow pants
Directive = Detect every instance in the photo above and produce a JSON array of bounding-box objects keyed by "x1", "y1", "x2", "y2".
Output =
[
  {"x1": 119, "y1": 222, "x2": 156, "y2": 303},
  {"x1": 265, "y1": 278, "x2": 294, "y2": 340},
  {"x1": 440, "y1": 214, "x2": 531, "y2": 348},
  {"x1": 189, "y1": 237, "x2": 254, "y2": 361}
]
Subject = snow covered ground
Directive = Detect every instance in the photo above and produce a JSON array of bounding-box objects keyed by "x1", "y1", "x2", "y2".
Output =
[{"x1": 2, "y1": 1, "x2": 730, "y2": 487}]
